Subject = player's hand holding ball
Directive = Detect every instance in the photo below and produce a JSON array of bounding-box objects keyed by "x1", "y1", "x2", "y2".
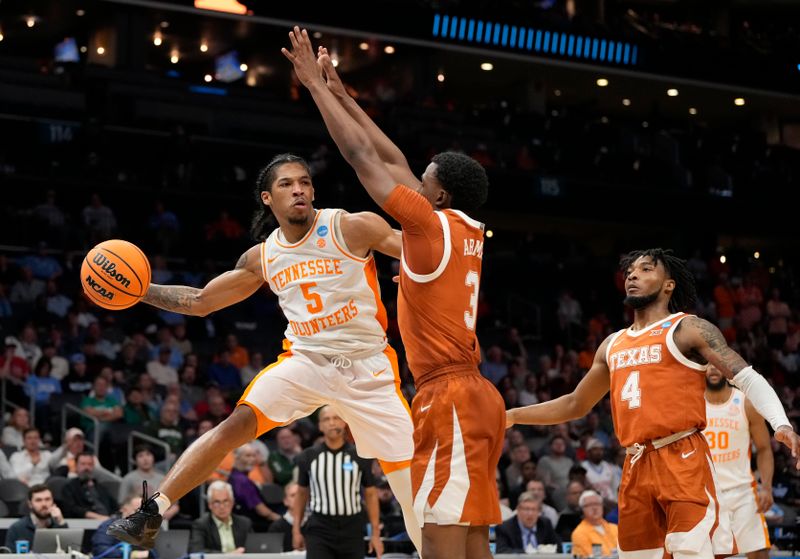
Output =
[{"x1": 80, "y1": 239, "x2": 150, "y2": 309}]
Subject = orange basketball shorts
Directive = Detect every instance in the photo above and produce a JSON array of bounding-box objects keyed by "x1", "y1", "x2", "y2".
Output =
[
  {"x1": 618, "y1": 431, "x2": 734, "y2": 558},
  {"x1": 410, "y1": 370, "x2": 505, "y2": 527}
]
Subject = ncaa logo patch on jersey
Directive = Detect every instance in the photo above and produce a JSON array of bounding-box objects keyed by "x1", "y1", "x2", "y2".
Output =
[
  {"x1": 317, "y1": 225, "x2": 329, "y2": 237},
  {"x1": 661, "y1": 321, "x2": 672, "y2": 327},
  {"x1": 342, "y1": 462, "x2": 354, "y2": 471},
  {"x1": 733, "y1": 397, "x2": 740, "y2": 405}
]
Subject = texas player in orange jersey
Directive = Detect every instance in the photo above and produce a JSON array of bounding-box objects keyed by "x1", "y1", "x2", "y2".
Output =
[
  {"x1": 508, "y1": 248, "x2": 800, "y2": 559},
  {"x1": 283, "y1": 27, "x2": 506, "y2": 559}
]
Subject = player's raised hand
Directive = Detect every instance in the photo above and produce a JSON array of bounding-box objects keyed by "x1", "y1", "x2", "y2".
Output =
[
  {"x1": 317, "y1": 46, "x2": 348, "y2": 99},
  {"x1": 775, "y1": 425, "x2": 800, "y2": 469},
  {"x1": 281, "y1": 27, "x2": 321, "y2": 88}
]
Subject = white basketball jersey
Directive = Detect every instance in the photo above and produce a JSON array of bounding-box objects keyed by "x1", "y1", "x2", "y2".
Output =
[
  {"x1": 703, "y1": 388, "x2": 754, "y2": 491},
  {"x1": 261, "y1": 208, "x2": 388, "y2": 356}
]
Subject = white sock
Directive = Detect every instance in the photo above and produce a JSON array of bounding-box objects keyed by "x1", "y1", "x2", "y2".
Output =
[
  {"x1": 154, "y1": 494, "x2": 172, "y2": 515},
  {"x1": 385, "y1": 467, "x2": 422, "y2": 556}
]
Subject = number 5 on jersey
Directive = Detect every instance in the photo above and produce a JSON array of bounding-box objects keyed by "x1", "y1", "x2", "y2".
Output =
[
  {"x1": 301, "y1": 282, "x2": 323, "y2": 314},
  {"x1": 621, "y1": 371, "x2": 641, "y2": 409}
]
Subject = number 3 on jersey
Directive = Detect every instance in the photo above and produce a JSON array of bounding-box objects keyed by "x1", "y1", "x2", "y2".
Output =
[
  {"x1": 621, "y1": 371, "x2": 641, "y2": 409},
  {"x1": 464, "y1": 270, "x2": 479, "y2": 330}
]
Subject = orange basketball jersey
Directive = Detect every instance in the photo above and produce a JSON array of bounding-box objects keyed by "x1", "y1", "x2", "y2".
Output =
[
  {"x1": 397, "y1": 209, "x2": 484, "y2": 383},
  {"x1": 606, "y1": 312, "x2": 707, "y2": 447}
]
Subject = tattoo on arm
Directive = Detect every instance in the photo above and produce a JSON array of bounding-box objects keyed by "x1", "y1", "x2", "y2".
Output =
[
  {"x1": 142, "y1": 285, "x2": 201, "y2": 314},
  {"x1": 689, "y1": 317, "x2": 749, "y2": 375}
]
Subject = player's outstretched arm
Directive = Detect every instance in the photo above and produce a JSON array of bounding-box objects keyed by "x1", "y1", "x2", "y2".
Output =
[
  {"x1": 507, "y1": 335, "x2": 612, "y2": 428},
  {"x1": 142, "y1": 245, "x2": 263, "y2": 317},
  {"x1": 340, "y1": 212, "x2": 401, "y2": 260},
  {"x1": 678, "y1": 316, "x2": 800, "y2": 466},
  {"x1": 317, "y1": 47, "x2": 420, "y2": 190},
  {"x1": 745, "y1": 398, "x2": 775, "y2": 512},
  {"x1": 282, "y1": 27, "x2": 399, "y2": 207}
]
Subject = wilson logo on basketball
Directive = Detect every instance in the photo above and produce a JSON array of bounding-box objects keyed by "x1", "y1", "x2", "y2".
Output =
[
  {"x1": 85, "y1": 275, "x2": 114, "y2": 300},
  {"x1": 92, "y1": 253, "x2": 132, "y2": 288}
]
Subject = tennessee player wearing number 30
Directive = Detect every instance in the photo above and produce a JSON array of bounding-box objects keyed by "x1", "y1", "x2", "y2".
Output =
[
  {"x1": 704, "y1": 364, "x2": 774, "y2": 559},
  {"x1": 283, "y1": 26, "x2": 505, "y2": 559},
  {"x1": 507, "y1": 249, "x2": 800, "y2": 559},
  {"x1": 105, "y1": 152, "x2": 419, "y2": 558}
]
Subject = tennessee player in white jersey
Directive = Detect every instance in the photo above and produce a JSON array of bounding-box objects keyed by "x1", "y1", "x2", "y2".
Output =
[
  {"x1": 106, "y1": 154, "x2": 422, "y2": 555},
  {"x1": 704, "y1": 364, "x2": 774, "y2": 559},
  {"x1": 261, "y1": 207, "x2": 388, "y2": 356}
]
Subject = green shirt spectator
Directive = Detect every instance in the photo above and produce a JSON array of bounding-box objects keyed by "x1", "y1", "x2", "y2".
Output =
[
  {"x1": 80, "y1": 377, "x2": 123, "y2": 432},
  {"x1": 146, "y1": 400, "x2": 186, "y2": 464},
  {"x1": 268, "y1": 427, "x2": 302, "y2": 486},
  {"x1": 123, "y1": 387, "x2": 154, "y2": 426}
]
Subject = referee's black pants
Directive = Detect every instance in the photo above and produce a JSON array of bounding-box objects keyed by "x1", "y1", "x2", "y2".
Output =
[{"x1": 304, "y1": 513, "x2": 365, "y2": 559}]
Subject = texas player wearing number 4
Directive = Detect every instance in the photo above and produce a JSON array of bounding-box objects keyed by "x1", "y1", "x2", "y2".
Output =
[{"x1": 507, "y1": 249, "x2": 800, "y2": 559}]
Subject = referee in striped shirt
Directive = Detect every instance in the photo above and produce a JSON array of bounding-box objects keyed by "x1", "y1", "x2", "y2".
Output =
[{"x1": 293, "y1": 406, "x2": 383, "y2": 558}]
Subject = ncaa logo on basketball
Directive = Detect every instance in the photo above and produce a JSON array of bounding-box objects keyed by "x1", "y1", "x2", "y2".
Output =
[
  {"x1": 92, "y1": 253, "x2": 132, "y2": 288},
  {"x1": 316, "y1": 225, "x2": 329, "y2": 237},
  {"x1": 84, "y1": 275, "x2": 114, "y2": 300}
]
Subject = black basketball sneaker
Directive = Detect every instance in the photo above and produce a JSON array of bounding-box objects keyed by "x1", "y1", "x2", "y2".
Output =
[{"x1": 105, "y1": 481, "x2": 163, "y2": 549}]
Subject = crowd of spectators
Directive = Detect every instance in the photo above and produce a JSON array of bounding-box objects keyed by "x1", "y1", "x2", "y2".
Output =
[
  {"x1": 0, "y1": 3, "x2": 798, "y2": 555},
  {"x1": 1, "y1": 183, "x2": 799, "y2": 555}
]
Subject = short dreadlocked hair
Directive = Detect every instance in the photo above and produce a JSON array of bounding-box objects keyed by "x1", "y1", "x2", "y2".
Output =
[
  {"x1": 431, "y1": 152, "x2": 489, "y2": 212},
  {"x1": 250, "y1": 153, "x2": 311, "y2": 241},
  {"x1": 619, "y1": 248, "x2": 697, "y2": 313}
]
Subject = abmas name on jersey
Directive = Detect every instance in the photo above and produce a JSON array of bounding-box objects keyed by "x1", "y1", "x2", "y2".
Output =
[{"x1": 463, "y1": 238, "x2": 484, "y2": 258}]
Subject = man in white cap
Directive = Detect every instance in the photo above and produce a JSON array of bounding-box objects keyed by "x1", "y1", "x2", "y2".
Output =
[
  {"x1": 49, "y1": 427, "x2": 117, "y2": 482},
  {"x1": 581, "y1": 438, "x2": 618, "y2": 504}
]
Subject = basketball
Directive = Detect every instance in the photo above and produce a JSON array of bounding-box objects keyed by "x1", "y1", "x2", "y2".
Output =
[{"x1": 80, "y1": 239, "x2": 151, "y2": 310}]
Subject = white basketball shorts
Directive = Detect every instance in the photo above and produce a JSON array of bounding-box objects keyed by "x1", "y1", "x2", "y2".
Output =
[{"x1": 238, "y1": 344, "x2": 414, "y2": 462}]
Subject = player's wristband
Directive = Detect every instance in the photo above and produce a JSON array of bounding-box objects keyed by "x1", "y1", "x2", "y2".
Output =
[{"x1": 731, "y1": 366, "x2": 791, "y2": 431}]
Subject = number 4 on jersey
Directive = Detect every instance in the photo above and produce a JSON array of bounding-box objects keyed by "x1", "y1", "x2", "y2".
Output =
[{"x1": 621, "y1": 371, "x2": 641, "y2": 409}]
